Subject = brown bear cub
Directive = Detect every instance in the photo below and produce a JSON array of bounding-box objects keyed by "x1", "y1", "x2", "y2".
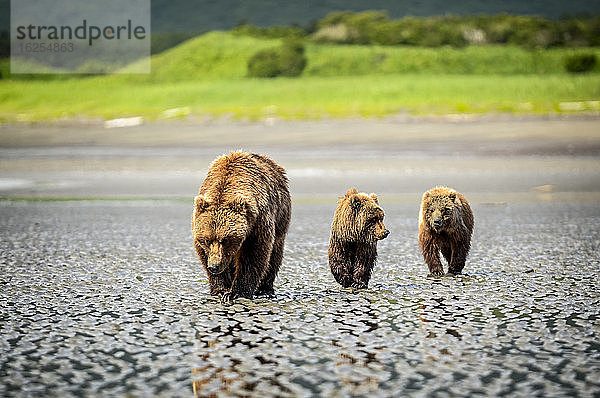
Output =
[
  {"x1": 418, "y1": 186, "x2": 474, "y2": 277},
  {"x1": 192, "y1": 151, "x2": 291, "y2": 303},
  {"x1": 329, "y1": 188, "x2": 390, "y2": 289}
]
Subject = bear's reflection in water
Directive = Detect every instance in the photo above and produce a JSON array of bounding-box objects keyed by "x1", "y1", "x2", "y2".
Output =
[
  {"x1": 191, "y1": 292, "x2": 395, "y2": 397},
  {"x1": 191, "y1": 305, "x2": 295, "y2": 397}
]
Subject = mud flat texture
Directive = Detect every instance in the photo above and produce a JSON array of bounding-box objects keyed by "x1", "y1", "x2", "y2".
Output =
[
  {"x1": 1, "y1": 116, "x2": 600, "y2": 396},
  {"x1": 1, "y1": 201, "x2": 599, "y2": 397}
]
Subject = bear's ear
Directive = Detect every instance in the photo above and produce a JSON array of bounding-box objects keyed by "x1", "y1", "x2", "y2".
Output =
[
  {"x1": 194, "y1": 195, "x2": 209, "y2": 212},
  {"x1": 349, "y1": 194, "x2": 361, "y2": 210},
  {"x1": 345, "y1": 188, "x2": 358, "y2": 198},
  {"x1": 370, "y1": 193, "x2": 378, "y2": 204}
]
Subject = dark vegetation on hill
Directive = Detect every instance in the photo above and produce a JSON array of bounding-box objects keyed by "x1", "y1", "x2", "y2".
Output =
[
  {"x1": 1, "y1": 0, "x2": 599, "y2": 34},
  {"x1": 1, "y1": 0, "x2": 600, "y2": 55},
  {"x1": 1, "y1": 12, "x2": 598, "y2": 61},
  {"x1": 234, "y1": 12, "x2": 600, "y2": 49},
  {"x1": 148, "y1": 0, "x2": 600, "y2": 32},
  {"x1": 247, "y1": 40, "x2": 307, "y2": 78}
]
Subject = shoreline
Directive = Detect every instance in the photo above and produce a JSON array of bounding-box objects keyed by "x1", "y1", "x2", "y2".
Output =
[
  {"x1": 1, "y1": 115, "x2": 598, "y2": 201},
  {"x1": 3, "y1": 111, "x2": 600, "y2": 128},
  {"x1": 1, "y1": 113, "x2": 599, "y2": 154}
]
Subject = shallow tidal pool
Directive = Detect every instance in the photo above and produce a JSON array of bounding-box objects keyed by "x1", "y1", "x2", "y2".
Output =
[{"x1": 1, "y1": 200, "x2": 599, "y2": 397}]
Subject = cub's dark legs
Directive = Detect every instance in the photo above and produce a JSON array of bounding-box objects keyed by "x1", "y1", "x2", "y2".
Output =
[
  {"x1": 420, "y1": 232, "x2": 444, "y2": 277},
  {"x1": 329, "y1": 241, "x2": 355, "y2": 288},
  {"x1": 447, "y1": 240, "x2": 470, "y2": 275},
  {"x1": 441, "y1": 244, "x2": 461, "y2": 276},
  {"x1": 351, "y1": 243, "x2": 376, "y2": 289},
  {"x1": 440, "y1": 245, "x2": 452, "y2": 268}
]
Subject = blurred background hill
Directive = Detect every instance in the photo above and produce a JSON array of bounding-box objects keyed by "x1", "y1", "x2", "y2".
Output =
[
  {"x1": 149, "y1": 0, "x2": 600, "y2": 32},
  {"x1": 2, "y1": 0, "x2": 600, "y2": 57},
  {"x1": 2, "y1": 0, "x2": 600, "y2": 33},
  {"x1": 1, "y1": 1, "x2": 599, "y2": 58},
  {"x1": 1, "y1": 0, "x2": 599, "y2": 121}
]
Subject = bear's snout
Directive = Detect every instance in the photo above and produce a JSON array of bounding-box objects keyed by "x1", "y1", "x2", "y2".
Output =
[
  {"x1": 374, "y1": 220, "x2": 389, "y2": 240},
  {"x1": 430, "y1": 209, "x2": 444, "y2": 231},
  {"x1": 207, "y1": 242, "x2": 226, "y2": 274},
  {"x1": 207, "y1": 262, "x2": 222, "y2": 274}
]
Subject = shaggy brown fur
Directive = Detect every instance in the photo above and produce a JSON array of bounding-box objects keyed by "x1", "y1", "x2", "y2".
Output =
[
  {"x1": 329, "y1": 188, "x2": 390, "y2": 289},
  {"x1": 192, "y1": 151, "x2": 291, "y2": 303},
  {"x1": 418, "y1": 186, "x2": 474, "y2": 277}
]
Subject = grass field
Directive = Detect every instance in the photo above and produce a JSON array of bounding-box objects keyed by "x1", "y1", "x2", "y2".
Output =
[
  {"x1": 2, "y1": 74, "x2": 600, "y2": 121},
  {"x1": 1, "y1": 32, "x2": 599, "y2": 121}
]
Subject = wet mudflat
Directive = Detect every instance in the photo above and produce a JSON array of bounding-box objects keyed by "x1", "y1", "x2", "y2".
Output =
[
  {"x1": 1, "y1": 200, "x2": 599, "y2": 397},
  {"x1": 1, "y1": 117, "x2": 600, "y2": 396},
  {"x1": 2, "y1": 117, "x2": 600, "y2": 201}
]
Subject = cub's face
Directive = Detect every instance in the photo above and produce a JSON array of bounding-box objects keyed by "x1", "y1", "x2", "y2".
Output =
[
  {"x1": 344, "y1": 189, "x2": 390, "y2": 242},
  {"x1": 367, "y1": 212, "x2": 390, "y2": 241},
  {"x1": 192, "y1": 195, "x2": 250, "y2": 275},
  {"x1": 424, "y1": 193, "x2": 457, "y2": 233}
]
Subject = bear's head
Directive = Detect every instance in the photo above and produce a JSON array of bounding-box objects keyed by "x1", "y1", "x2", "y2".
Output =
[
  {"x1": 192, "y1": 194, "x2": 256, "y2": 275},
  {"x1": 334, "y1": 188, "x2": 390, "y2": 242},
  {"x1": 420, "y1": 187, "x2": 461, "y2": 233}
]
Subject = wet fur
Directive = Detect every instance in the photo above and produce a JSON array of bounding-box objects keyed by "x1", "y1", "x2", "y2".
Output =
[
  {"x1": 418, "y1": 186, "x2": 474, "y2": 277},
  {"x1": 329, "y1": 188, "x2": 389, "y2": 289},
  {"x1": 192, "y1": 151, "x2": 291, "y2": 302}
]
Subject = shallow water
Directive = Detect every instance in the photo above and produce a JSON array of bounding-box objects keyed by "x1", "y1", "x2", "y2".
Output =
[
  {"x1": 2, "y1": 144, "x2": 600, "y2": 201},
  {"x1": 1, "y1": 200, "x2": 599, "y2": 397}
]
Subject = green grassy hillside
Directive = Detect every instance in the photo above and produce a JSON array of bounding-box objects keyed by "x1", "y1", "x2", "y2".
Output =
[
  {"x1": 121, "y1": 32, "x2": 279, "y2": 82},
  {"x1": 4, "y1": 32, "x2": 600, "y2": 81},
  {"x1": 305, "y1": 45, "x2": 600, "y2": 76},
  {"x1": 1, "y1": 32, "x2": 600, "y2": 121},
  {"x1": 3, "y1": 74, "x2": 599, "y2": 121},
  {"x1": 116, "y1": 32, "x2": 600, "y2": 81}
]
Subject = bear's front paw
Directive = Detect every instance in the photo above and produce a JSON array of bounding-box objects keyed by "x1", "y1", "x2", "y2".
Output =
[
  {"x1": 427, "y1": 270, "x2": 444, "y2": 278},
  {"x1": 351, "y1": 281, "x2": 368, "y2": 290},
  {"x1": 220, "y1": 291, "x2": 239, "y2": 304}
]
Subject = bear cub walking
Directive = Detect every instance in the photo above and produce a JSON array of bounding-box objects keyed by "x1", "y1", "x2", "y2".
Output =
[
  {"x1": 329, "y1": 188, "x2": 390, "y2": 289},
  {"x1": 192, "y1": 151, "x2": 291, "y2": 303},
  {"x1": 418, "y1": 186, "x2": 474, "y2": 277}
]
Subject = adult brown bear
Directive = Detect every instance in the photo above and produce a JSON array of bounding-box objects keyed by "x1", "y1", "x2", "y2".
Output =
[
  {"x1": 418, "y1": 186, "x2": 474, "y2": 277},
  {"x1": 192, "y1": 151, "x2": 291, "y2": 303}
]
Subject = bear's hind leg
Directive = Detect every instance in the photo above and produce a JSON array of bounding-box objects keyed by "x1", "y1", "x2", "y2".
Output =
[
  {"x1": 446, "y1": 260, "x2": 465, "y2": 275},
  {"x1": 447, "y1": 240, "x2": 470, "y2": 275},
  {"x1": 223, "y1": 235, "x2": 274, "y2": 303},
  {"x1": 329, "y1": 241, "x2": 355, "y2": 288},
  {"x1": 255, "y1": 235, "x2": 285, "y2": 297},
  {"x1": 351, "y1": 243, "x2": 376, "y2": 289},
  {"x1": 440, "y1": 244, "x2": 452, "y2": 268}
]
